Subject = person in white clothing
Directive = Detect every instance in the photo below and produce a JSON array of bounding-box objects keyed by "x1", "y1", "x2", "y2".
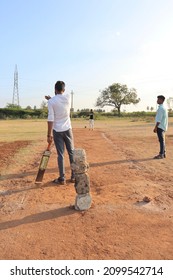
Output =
[
  {"x1": 46, "y1": 81, "x2": 74, "y2": 185},
  {"x1": 89, "y1": 109, "x2": 94, "y2": 130}
]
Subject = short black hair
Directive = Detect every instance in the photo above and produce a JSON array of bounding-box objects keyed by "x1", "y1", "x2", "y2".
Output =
[
  {"x1": 157, "y1": 95, "x2": 165, "y2": 101},
  {"x1": 55, "y1": 81, "x2": 65, "y2": 91}
]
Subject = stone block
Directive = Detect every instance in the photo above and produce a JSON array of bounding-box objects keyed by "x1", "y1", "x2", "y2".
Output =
[
  {"x1": 71, "y1": 162, "x2": 89, "y2": 174},
  {"x1": 75, "y1": 193, "x2": 92, "y2": 211},
  {"x1": 74, "y1": 173, "x2": 90, "y2": 194},
  {"x1": 73, "y1": 148, "x2": 86, "y2": 164}
]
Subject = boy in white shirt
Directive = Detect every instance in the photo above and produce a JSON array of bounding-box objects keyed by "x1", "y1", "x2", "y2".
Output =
[{"x1": 46, "y1": 81, "x2": 74, "y2": 184}]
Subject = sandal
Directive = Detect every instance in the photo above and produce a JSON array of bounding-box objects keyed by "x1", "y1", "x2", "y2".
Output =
[
  {"x1": 70, "y1": 177, "x2": 75, "y2": 183},
  {"x1": 153, "y1": 154, "x2": 164, "y2": 159},
  {"x1": 52, "y1": 177, "x2": 66, "y2": 185}
]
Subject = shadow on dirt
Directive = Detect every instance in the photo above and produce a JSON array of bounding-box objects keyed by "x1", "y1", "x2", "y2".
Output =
[
  {"x1": 0, "y1": 206, "x2": 76, "y2": 231},
  {"x1": 90, "y1": 157, "x2": 154, "y2": 167},
  {"x1": 0, "y1": 168, "x2": 61, "y2": 181},
  {"x1": 0, "y1": 181, "x2": 73, "y2": 197},
  {"x1": 0, "y1": 183, "x2": 51, "y2": 196},
  {"x1": 0, "y1": 157, "x2": 154, "y2": 181}
]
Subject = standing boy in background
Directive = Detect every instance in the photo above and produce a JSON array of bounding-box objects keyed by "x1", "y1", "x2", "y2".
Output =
[
  {"x1": 89, "y1": 109, "x2": 94, "y2": 130},
  {"x1": 153, "y1": 95, "x2": 168, "y2": 159}
]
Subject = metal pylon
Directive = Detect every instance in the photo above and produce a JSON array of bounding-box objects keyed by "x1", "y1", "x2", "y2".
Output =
[{"x1": 12, "y1": 64, "x2": 19, "y2": 106}]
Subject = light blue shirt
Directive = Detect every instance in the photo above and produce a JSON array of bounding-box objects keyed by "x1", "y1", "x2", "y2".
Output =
[{"x1": 155, "y1": 104, "x2": 168, "y2": 131}]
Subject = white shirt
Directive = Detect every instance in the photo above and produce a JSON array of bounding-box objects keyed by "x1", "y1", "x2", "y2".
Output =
[
  {"x1": 155, "y1": 104, "x2": 168, "y2": 131},
  {"x1": 47, "y1": 93, "x2": 71, "y2": 132}
]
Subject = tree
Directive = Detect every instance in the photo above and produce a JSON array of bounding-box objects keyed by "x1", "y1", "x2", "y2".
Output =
[
  {"x1": 40, "y1": 101, "x2": 48, "y2": 118},
  {"x1": 25, "y1": 105, "x2": 32, "y2": 110},
  {"x1": 40, "y1": 101, "x2": 47, "y2": 110},
  {"x1": 6, "y1": 103, "x2": 21, "y2": 109},
  {"x1": 96, "y1": 83, "x2": 140, "y2": 116}
]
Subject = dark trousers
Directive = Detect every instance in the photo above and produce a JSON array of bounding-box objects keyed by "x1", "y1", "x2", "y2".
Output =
[
  {"x1": 53, "y1": 129, "x2": 74, "y2": 179},
  {"x1": 157, "y1": 128, "x2": 165, "y2": 156}
]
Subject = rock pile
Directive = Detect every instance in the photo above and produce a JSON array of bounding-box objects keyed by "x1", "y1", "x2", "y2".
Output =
[{"x1": 71, "y1": 148, "x2": 92, "y2": 211}]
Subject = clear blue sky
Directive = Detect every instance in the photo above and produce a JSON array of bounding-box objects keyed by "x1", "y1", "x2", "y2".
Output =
[{"x1": 0, "y1": 0, "x2": 173, "y2": 111}]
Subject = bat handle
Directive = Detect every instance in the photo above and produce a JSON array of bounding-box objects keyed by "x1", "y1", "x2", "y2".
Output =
[{"x1": 47, "y1": 141, "x2": 52, "y2": 151}]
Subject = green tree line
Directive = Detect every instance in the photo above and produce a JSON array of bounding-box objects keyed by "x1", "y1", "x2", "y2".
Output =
[{"x1": 0, "y1": 108, "x2": 47, "y2": 119}]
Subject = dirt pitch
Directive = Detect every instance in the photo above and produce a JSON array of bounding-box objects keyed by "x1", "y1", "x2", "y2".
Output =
[{"x1": 0, "y1": 119, "x2": 173, "y2": 260}]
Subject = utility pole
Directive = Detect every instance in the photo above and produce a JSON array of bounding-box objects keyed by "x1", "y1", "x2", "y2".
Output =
[
  {"x1": 167, "y1": 97, "x2": 173, "y2": 110},
  {"x1": 70, "y1": 90, "x2": 74, "y2": 118},
  {"x1": 12, "y1": 64, "x2": 20, "y2": 106}
]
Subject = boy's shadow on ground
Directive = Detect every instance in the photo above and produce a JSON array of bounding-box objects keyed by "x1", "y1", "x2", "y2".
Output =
[{"x1": 0, "y1": 157, "x2": 154, "y2": 181}]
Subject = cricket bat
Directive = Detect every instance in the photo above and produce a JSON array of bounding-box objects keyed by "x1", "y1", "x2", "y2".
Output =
[{"x1": 35, "y1": 142, "x2": 52, "y2": 184}]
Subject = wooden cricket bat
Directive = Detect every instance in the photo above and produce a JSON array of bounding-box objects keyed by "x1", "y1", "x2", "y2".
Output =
[{"x1": 35, "y1": 142, "x2": 52, "y2": 184}]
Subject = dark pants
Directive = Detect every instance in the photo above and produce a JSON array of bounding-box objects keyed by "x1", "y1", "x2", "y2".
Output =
[
  {"x1": 53, "y1": 129, "x2": 74, "y2": 179},
  {"x1": 157, "y1": 128, "x2": 165, "y2": 156}
]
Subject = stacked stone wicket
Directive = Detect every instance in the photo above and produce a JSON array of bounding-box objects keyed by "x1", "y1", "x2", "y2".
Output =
[{"x1": 71, "y1": 148, "x2": 92, "y2": 211}]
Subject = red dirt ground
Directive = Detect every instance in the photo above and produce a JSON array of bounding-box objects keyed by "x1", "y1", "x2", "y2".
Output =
[{"x1": 0, "y1": 125, "x2": 173, "y2": 260}]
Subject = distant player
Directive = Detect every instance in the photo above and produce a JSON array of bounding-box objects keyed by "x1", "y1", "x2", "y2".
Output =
[{"x1": 89, "y1": 109, "x2": 94, "y2": 130}]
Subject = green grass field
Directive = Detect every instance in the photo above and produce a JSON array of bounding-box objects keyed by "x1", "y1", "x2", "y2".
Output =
[{"x1": 0, "y1": 117, "x2": 172, "y2": 143}]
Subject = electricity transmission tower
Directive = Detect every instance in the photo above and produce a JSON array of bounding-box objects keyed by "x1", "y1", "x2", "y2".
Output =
[{"x1": 12, "y1": 64, "x2": 20, "y2": 106}]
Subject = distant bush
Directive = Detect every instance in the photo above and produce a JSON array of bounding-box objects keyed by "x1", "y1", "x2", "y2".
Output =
[
  {"x1": 0, "y1": 108, "x2": 47, "y2": 119},
  {"x1": 1, "y1": 108, "x2": 172, "y2": 120}
]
